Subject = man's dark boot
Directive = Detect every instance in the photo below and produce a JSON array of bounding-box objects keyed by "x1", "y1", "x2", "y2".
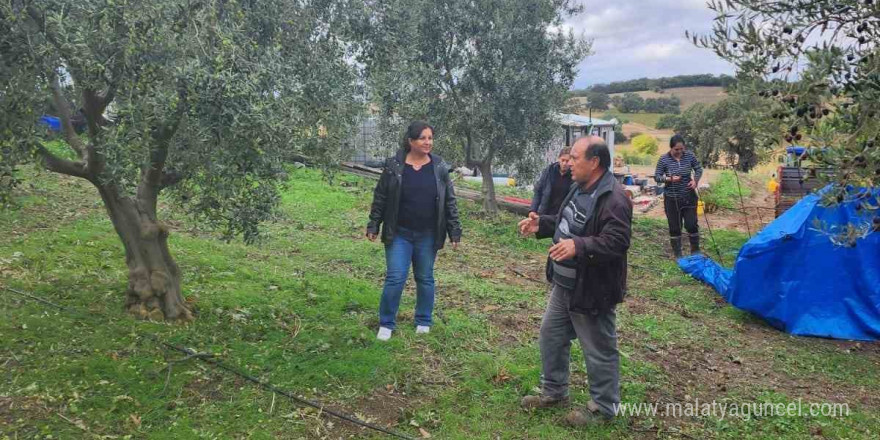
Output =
[
  {"x1": 563, "y1": 407, "x2": 613, "y2": 427},
  {"x1": 689, "y1": 232, "x2": 701, "y2": 255},
  {"x1": 670, "y1": 236, "x2": 682, "y2": 258},
  {"x1": 521, "y1": 394, "x2": 570, "y2": 410}
]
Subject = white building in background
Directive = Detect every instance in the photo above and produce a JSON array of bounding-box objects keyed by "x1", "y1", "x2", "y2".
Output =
[
  {"x1": 348, "y1": 113, "x2": 618, "y2": 176},
  {"x1": 552, "y1": 113, "x2": 616, "y2": 169}
]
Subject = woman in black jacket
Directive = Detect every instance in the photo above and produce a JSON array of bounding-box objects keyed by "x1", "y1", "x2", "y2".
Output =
[{"x1": 366, "y1": 121, "x2": 462, "y2": 341}]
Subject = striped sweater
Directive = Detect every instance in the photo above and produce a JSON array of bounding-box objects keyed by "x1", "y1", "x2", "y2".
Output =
[{"x1": 654, "y1": 151, "x2": 703, "y2": 199}]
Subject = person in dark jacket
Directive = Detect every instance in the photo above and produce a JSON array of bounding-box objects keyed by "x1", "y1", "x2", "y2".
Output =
[
  {"x1": 654, "y1": 134, "x2": 703, "y2": 257},
  {"x1": 530, "y1": 147, "x2": 573, "y2": 216},
  {"x1": 518, "y1": 136, "x2": 632, "y2": 427},
  {"x1": 366, "y1": 121, "x2": 462, "y2": 341}
]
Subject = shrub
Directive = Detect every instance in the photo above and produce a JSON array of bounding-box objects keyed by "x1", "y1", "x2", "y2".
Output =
[
  {"x1": 620, "y1": 149, "x2": 654, "y2": 166},
  {"x1": 699, "y1": 171, "x2": 752, "y2": 211},
  {"x1": 656, "y1": 114, "x2": 680, "y2": 129},
  {"x1": 632, "y1": 134, "x2": 659, "y2": 155}
]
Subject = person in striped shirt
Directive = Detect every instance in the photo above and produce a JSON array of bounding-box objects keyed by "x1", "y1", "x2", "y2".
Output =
[{"x1": 654, "y1": 134, "x2": 703, "y2": 257}]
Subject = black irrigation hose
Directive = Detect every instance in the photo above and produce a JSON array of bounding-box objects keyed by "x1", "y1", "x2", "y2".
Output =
[
  {"x1": 1, "y1": 286, "x2": 415, "y2": 440},
  {"x1": 174, "y1": 348, "x2": 414, "y2": 440},
  {"x1": 699, "y1": 210, "x2": 726, "y2": 267},
  {"x1": 732, "y1": 169, "x2": 752, "y2": 239},
  {"x1": 690, "y1": 188, "x2": 726, "y2": 266},
  {"x1": 703, "y1": 202, "x2": 724, "y2": 266}
]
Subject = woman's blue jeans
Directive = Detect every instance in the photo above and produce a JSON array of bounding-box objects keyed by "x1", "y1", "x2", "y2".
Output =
[{"x1": 379, "y1": 226, "x2": 437, "y2": 330}]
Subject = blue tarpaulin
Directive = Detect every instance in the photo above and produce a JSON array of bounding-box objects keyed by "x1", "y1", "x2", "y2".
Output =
[
  {"x1": 679, "y1": 187, "x2": 880, "y2": 341},
  {"x1": 39, "y1": 115, "x2": 62, "y2": 132},
  {"x1": 785, "y1": 146, "x2": 807, "y2": 156}
]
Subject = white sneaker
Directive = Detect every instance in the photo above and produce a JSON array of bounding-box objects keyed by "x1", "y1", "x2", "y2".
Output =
[
  {"x1": 416, "y1": 325, "x2": 430, "y2": 334},
  {"x1": 376, "y1": 327, "x2": 392, "y2": 341}
]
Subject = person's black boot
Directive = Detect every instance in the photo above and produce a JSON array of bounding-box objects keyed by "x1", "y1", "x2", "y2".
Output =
[
  {"x1": 670, "y1": 236, "x2": 682, "y2": 258},
  {"x1": 689, "y1": 233, "x2": 701, "y2": 255}
]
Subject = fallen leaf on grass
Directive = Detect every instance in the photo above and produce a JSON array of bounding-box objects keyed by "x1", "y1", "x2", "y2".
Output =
[{"x1": 492, "y1": 367, "x2": 513, "y2": 385}]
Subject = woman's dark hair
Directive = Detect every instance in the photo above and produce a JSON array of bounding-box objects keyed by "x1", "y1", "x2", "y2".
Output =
[
  {"x1": 401, "y1": 121, "x2": 434, "y2": 152},
  {"x1": 669, "y1": 134, "x2": 686, "y2": 149}
]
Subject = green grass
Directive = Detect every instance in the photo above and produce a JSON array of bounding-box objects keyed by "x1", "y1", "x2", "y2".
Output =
[
  {"x1": 595, "y1": 110, "x2": 670, "y2": 129},
  {"x1": 701, "y1": 171, "x2": 754, "y2": 211},
  {"x1": 43, "y1": 139, "x2": 78, "y2": 160},
  {"x1": 1, "y1": 168, "x2": 877, "y2": 439}
]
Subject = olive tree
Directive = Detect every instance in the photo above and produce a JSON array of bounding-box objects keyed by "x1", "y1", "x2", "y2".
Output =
[
  {"x1": 0, "y1": 0, "x2": 359, "y2": 320},
  {"x1": 693, "y1": 0, "x2": 879, "y2": 198},
  {"x1": 663, "y1": 78, "x2": 779, "y2": 172},
  {"x1": 361, "y1": 0, "x2": 590, "y2": 213}
]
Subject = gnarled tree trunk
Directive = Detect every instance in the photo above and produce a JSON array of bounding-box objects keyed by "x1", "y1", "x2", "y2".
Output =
[
  {"x1": 35, "y1": 68, "x2": 192, "y2": 321},
  {"x1": 479, "y1": 161, "x2": 498, "y2": 214},
  {"x1": 97, "y1": 185, "x2": 192, "y2": 322},
  {"x1": 466, "y1": 132, "x2": 499, "y2": 214}
]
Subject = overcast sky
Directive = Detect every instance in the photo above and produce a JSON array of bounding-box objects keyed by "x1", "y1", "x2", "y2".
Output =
[{"x1": 564, "y1": 0, "x2": 736, "y2": 88}]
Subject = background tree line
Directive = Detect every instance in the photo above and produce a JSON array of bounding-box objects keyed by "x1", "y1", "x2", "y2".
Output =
[
  {"x1": 572, "y1": 90, "x2": 681, "y2": 113},
  {"x1": 570, "y1": 73, "x2": 736, "y2": 95},
  {"x1": 611, "y1": 93, "x2": 681, "y2": 114}
]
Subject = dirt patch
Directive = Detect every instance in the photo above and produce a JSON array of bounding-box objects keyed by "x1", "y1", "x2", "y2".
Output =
[
  {"x1": 177, "y1": 370, "x2": 247, "y2": 404},
  {"x1": 324, "y1": 387, "x2": 427, "y2": 440},
  {"x1": 622, "y1": 294, "x2": 880, "y2": 412},
  {"x1": 489, "y1": 311, "x2": 541, "y2": 348},
  {"x1": 639, "y1": 339, "x2": 879, "y2": 408},
  {"x1": 0, "y1": 396, "x2": 54, "y2": 435},
  {"x1": 633, "y1": 170, "x2": 776, "y2": 235},
  {"x1": 505, "y1": 264, "x2": 546, "y2": 287}
]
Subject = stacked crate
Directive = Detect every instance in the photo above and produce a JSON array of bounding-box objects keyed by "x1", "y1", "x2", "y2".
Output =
[{"x1": 774, "y1": 166, "x2": 831, "y2": 217}]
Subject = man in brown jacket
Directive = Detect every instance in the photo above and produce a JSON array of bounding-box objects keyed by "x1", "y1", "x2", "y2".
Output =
[{"x1": 518, "y1": 136, "x2": 633, "y2": 427}]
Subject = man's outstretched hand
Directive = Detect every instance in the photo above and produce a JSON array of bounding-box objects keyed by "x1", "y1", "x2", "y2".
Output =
[{"x1": 518, "y1": 212, "x2": 539, "y2": 236}]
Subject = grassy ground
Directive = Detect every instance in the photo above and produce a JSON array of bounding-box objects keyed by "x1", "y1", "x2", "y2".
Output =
[
  {"x1": 2, "y1": 169, "x2": 878, "y2": 439},
  {"x1": 595, "y1": 111, "x2": 668, "y2": 130},
  {"x1": 700, "y1": 171, "x2": 754, "y2": 212}
]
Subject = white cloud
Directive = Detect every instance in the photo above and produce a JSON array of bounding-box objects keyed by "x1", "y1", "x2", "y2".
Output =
[
  {"x1": 571, "y1": 6, "x2": 632, "y2": 38},
  {"x1": 564, "y1": 0, "x2": 735, "y2": 86},
  {"x1": 632, "y1": 42, "x2": 682, "y2": 61},
  {"x1": 654, "y1": 0, "x2": 713, "y2": 10}
]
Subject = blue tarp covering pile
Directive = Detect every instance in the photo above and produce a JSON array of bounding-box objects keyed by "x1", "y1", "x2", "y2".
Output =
[{"x1": 679, "y1": 187, "x2": 880, "y2": 341}]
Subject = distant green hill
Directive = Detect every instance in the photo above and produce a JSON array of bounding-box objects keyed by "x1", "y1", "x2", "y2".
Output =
[{"x1": 571, "y1": 74, "x2": 735, "y2": 95}]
